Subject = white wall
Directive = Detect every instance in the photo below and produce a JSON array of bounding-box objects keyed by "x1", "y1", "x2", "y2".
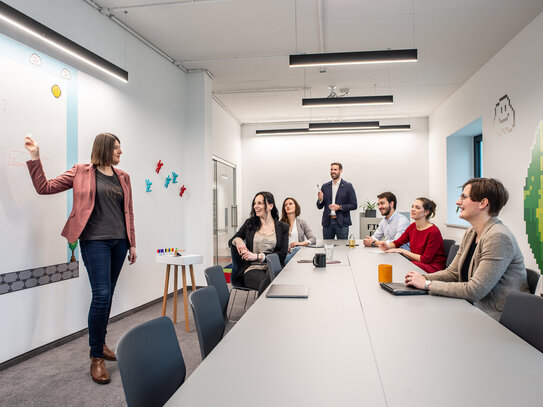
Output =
[
  {"x1": 0, "y1": 0, "x2": 201, "y2": 363},
  {"x1": 429, "y1": 11, "x2": 543, "y2": 274},
  {"x1": 241, "y1": 118, "x2": 429, "y2": 240}
]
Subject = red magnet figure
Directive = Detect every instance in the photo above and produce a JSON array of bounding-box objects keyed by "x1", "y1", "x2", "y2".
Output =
[
  {"x1": 156, "y1": 160, "x2": 164, "y2": 174},
  {"x1": 179, "y1": 185, "x2": 187, "y2": 197}
]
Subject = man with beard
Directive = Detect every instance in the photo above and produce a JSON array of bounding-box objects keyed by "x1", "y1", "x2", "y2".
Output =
[
  {"x1": 363, "y1": 191, "x2": 409, "y2": 248},
  {"x1": 317, "y1": 162, "x2": 357, "y2": 239}
]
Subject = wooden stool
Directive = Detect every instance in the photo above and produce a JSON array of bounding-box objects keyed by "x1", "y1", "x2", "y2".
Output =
[{"x1": 156, "y1": 254, "x2": 203, "y2": 332}]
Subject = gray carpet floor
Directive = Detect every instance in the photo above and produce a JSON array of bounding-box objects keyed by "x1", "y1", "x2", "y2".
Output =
[{"x1": 0, "y1": 287, "x2": 257, "y2": 407}]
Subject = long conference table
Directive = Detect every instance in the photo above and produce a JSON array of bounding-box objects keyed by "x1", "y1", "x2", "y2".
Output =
[{"x1": 166, "y1": 242, "x2": 543, "y2": 406}]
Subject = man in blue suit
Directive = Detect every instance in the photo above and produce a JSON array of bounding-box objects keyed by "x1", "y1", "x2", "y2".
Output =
[{"x1": 317, "y1": 162, "x2": 358, "y2": 239}]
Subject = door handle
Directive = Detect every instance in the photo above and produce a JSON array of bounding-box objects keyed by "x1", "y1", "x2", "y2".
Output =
[{"x1": 231, "y1": 205, "x2": 238, "y2": 228}]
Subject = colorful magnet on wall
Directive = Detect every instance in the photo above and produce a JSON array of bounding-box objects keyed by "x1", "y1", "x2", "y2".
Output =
[
  {"x1": 145, "y1": 179, "x2": 152, "y2": 192},
  {"x1": 179, "y1": 185, "x2": 187, "y2": 197},
  {"x1": 172, "y1": 171, "x2": 179, "y2": 183},
  {"x1": 156, "y1": 160, "x2": 164, "y2": 174},
  {"x1": 164, "y1": 174, "x2": 172, "y2": 188}
]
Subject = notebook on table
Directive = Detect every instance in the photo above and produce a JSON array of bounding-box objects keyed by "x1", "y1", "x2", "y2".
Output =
[
  {"x1": 266, "y1": 284, "x2": 309, "y2": 298},
  {"x1": 380, "y1": 282, "x2": 428, "y2": 296}
]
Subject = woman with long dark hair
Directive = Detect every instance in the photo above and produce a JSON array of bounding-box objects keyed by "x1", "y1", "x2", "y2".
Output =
[
  {"x1": 25, "y1": 133, "x2": 136, "y2": 385},
  {"x1": 228, "y1": 191, "x2": 288, "y2": 295},
  {"x1": 280, "y1": 197, "x2": 316, "y2": 264},
  {"x1": 380, "y1": 197, "x2": 446, "y2": 273}
]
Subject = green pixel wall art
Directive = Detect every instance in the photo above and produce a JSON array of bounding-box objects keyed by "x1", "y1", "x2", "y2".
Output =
[{"x1": 524, "y1": 122, "x2": 543, "y2": 274}]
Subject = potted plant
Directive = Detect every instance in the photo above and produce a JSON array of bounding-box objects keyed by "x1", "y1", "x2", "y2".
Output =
[{"x1": 361, "y1": 200, "x2": 377, "y2": 217}]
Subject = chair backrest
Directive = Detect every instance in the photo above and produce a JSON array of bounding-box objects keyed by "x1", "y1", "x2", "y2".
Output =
[
  {"x1": 266, "y1": 253, "x2": 282, "y2": 282},
  {"x1": 116, "y1": 316, "x2": 186, "y2": 407},
  {"x1": 446, "y1": 244, "x2": 459, "y2": 267},
  {"x1": 526, "y1": 268, "x2": 540, "y2": 295},
  {"x1": 499, "y1": 290, "x2": 543, "y2": 353},
  {"x1": 443, "y1": 239, "x2": 456, "y2": 258},
  {"x1": 189, "y1": 286, "x2": 225, "y2": 359},
  {"x1": 205, "y1": 265, "x2": 230, "y2": 317},
  {"x1": 230, "y1": 244, "x2": 243, "y2": 287}
]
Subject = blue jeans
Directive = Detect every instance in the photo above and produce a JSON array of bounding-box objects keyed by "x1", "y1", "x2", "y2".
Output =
[
  {"x1": 323, "y1": 218, "x2": 349, "y2": 239},
  {"x1": 80, "y1": 239, "x2": 129, "y2": 358},
  {"x1": 284, "y1": 246, "x2": 301, "y2": 265}
]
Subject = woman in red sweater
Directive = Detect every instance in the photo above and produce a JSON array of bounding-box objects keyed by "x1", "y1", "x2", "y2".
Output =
[{"x1": 380, "y1": 197, "x2": 446, "y2": 273}]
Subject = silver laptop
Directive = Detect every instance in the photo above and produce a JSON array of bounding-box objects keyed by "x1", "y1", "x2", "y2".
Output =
[{"x1": 266, "y1": 284, "x2": 309, "y2": 298}]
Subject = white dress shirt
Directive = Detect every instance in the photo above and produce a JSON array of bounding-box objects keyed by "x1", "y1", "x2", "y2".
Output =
[
  {"x1": 331, "y1": 177, "x2": 341, "y2": 216},
  {"x1": 371, "y1": 211, "x2": 410, "y2": 248}
]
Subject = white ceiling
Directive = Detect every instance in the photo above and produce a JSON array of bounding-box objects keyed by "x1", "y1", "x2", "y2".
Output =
[{"x1": 93, "y1": 0, "x2": 543, "y2": 124}]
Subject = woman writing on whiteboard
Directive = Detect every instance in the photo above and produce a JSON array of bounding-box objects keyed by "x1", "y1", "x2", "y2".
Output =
[{"x1": 24, "y1": 133, "x2": 136, "y2": 385}]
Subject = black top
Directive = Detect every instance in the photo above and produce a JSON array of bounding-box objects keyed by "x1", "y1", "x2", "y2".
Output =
[
  {"x1": 80, "y1": 170, "x2": 127, "y2": 241},
  {"x1": 461, "y1": 235, "x2": 478, "y2": 282},
  {"x1": 228, "y1": 219, "x2": 289, "y2": 286}
]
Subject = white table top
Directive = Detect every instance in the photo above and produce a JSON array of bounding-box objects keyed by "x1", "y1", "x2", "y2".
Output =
[
  {"x1": 155, "y1": 254, "x2": 203, "y2": 266},
  {"x1": 166, "y1": 243, "x2": 543, "y2": 406}
]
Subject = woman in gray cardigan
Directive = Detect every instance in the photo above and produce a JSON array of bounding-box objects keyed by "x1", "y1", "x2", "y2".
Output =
[
  {"x1": 405, "y1": 178, "x2": 529, "y2": 320},
  {"x1": 280, "y1": 197, "x2": 316, "y2": 264}
]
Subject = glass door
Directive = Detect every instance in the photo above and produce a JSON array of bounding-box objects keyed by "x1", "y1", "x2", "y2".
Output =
[{"x1": 213, "y1": 159, "x2": 237, "y2": 267}]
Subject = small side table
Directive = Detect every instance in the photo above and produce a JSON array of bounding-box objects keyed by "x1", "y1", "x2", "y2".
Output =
[{"x1": 156, "y1": 254, "x2": 203, "y2": 332}]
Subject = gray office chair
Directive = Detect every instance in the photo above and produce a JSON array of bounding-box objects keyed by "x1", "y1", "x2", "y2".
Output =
[
  {"x1": 189, "y1": 286, "x2": 226, "y2": 359},
  {"x1": 446, "y1": 244, "x2": 459, "y2": 267},
  {"x1": 204, "y1": 265, "x2": 230, "y2": 317},
  {"x1": 116, "y1": 316, "x2": 186, "y2": 407},
  {"x1": 526, "y1": 268, "x2": 540, "y2": 295},
  {"x1": 442, "y1": 239, "x2": 456, "y2": 259},
  {"x1": 229, "y1": 245, "x2": 258, "y2": 317},
  {"x1": 266, "y1": 253, "x2": 282, "y2": 282},
  {"x1": 499, "y1": 290, "x2": 543, "y2": 353}
]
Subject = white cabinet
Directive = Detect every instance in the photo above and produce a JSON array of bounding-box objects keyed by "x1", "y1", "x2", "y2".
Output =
[{"x1": 359, "y1": 213, "x2": 380, "y2": 239}]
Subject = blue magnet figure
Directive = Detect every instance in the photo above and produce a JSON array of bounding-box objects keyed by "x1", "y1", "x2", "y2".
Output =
[
  {"x1": 172, "y1": 171, "x2": 179, "y2": 184},
  {"x1": 164, "y1": 174, "x2": 172, "y2": 188},
  {"x1": 145, "y1": 179, "x2": 152, "y2": 192}
]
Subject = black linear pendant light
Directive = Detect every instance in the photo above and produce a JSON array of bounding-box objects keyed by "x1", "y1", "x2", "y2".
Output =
[
  {"x1": 0, "y1": 1, "x2": 128, "y2": 82},
  {"x1": 302, "y1": 95, "x2": 393, "y2": 107},
  {"x1": 289, "y1": 49, "x2": 417, "y2": 67},
  {"x1": 256, "y1": 124, "x2": 410, "y2": 136},
  {"x1": 309, "y1": 121, "x2": 379, "y2": 131}
]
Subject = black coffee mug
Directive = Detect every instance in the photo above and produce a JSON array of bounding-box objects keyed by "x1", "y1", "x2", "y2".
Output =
[{"x1": 313, "y1": 253, "x2": 326, "y2": 268}]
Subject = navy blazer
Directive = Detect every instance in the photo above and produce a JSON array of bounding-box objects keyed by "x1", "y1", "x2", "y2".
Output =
[{"x1": 316, "y1": 179, "x2": 358, "y2": 227}]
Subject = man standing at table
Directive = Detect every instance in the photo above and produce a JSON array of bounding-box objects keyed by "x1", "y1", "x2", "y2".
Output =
[
  {"x1": 317, "y1": 162, "x2": 357, "y2": 239},
  {"x1": 363, "y1": 191, "x2": 410, "y2": 249}
]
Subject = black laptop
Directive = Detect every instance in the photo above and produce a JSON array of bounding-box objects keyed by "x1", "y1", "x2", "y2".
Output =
[{"x1": 380, "y1": 282, "x2": 428, "y2": 296}]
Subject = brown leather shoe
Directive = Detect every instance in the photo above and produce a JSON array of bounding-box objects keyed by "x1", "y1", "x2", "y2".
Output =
[
  {"x1": 90, "y1": 357, "x2": 110, "y2": 384},
  {"x1": 103, "y1": 344, "x2": 116, "y2": 361}
]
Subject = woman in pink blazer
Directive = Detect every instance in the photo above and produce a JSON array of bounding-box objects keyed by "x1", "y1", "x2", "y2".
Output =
[{"x1": 25, "y1": 133, "x2": 136, "y2": 385}]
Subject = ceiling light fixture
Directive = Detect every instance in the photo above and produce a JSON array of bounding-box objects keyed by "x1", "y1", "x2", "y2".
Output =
[
  {"x1": 255, "y1": 128, "x2": 310, "y2": 136},
  {"x1": 289, "y1": 49, "x2": 418, "y2": 67},
  {"x1": 309, "y1": 121, "x2": 380, "y2": 131},
  {"x1": 302, "y1": 95, "x2": 393, "y2": 107},
  {"x1": 256, "y1": 124, "x2": 410, "y2": 136},
  {"x1": 0, "y1": 1, "x2": 129, "y2": 82}
]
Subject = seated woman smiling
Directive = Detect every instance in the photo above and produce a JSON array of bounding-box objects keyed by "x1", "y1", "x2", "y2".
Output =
[
  {"x1": 405, "y1": 178, "x2": 529, "y2": 320},
  {"x1": 380, "y1": 197, "x2": 446, "y2": 273},
  {"x1": 228, "y1": 191, "x2": 288, "y2": 295},
  {"x1": 280, "y1": 197, "x2": 316, "y2": 264}
]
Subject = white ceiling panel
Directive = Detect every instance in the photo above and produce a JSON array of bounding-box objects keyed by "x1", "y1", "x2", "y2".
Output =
[{"x1": 92, "y1": 0, "x2": 543, "y2": 123}]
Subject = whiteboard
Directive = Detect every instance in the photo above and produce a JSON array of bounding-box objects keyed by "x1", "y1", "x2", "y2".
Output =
[{"x1": 0, "y1": 33, "x2": 78, "y2": 273}]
